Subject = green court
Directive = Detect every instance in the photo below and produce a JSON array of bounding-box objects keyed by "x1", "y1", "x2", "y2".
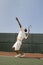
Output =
[{"x1": 0, "y1": 56, "x2": 43, "y2": 65}]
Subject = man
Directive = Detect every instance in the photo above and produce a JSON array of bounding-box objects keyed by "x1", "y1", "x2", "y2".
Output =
[{"x1": 12, "y1": 17, "x2": 29, "y2": 57}]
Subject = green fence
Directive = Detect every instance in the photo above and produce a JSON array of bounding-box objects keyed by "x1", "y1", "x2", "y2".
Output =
[{"x1": 0, "y1": 33, "x2": 43, "y2": 53}]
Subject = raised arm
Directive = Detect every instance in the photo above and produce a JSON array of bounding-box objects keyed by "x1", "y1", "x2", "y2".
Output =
[{"x1": 16, "y1": 17, "x2": 22, "y2": 28}]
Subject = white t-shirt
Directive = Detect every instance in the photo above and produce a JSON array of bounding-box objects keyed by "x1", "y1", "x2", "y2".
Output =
[{"x1": 17, "y1": 27, "x2": 27, "y2": 41}]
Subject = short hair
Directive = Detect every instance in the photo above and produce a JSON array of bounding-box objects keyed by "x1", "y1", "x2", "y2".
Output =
[{"x1": 24, "y1": 28, "x2": 27, "y2": 32}]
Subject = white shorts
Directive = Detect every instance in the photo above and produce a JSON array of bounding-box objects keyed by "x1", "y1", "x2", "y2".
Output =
[{"x1": 12, "y1": 40, "x2": 22, "y2": 50}]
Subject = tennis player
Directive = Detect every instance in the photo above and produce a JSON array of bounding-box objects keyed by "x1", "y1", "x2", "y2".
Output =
[{"x1": 12, "y1": 17, "x2": 29, "y2": 57}]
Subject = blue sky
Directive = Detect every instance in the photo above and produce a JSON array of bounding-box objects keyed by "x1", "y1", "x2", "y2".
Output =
[{"x1": 0, "y1": 0, "x2": 43, "y2": 33}]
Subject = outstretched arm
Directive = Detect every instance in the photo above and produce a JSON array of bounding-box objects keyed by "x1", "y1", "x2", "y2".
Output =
[{"x1": 16, "y1": 17, "x2": 22, "y2": 28}]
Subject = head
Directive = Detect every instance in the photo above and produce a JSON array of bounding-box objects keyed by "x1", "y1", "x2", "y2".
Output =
[{"x1": 24, "y1": 28, "x2": 27, "y2": 32}]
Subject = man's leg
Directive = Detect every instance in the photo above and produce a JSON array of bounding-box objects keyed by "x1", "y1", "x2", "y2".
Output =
[
  {"x1": 12, "y1": 47, "x2": 25, "y2": 57},
  {"x1": 12, "y1": 47, "x2": 21, "y2": 57},
  {"x1": 16, "y1": 50, "x2": 24, "y2": 55},
  {"x1": 15, "y1": 50, "x2": 25, "y2": 57},
  {"x1": 14, "y1": 50, "x2": 21, "y2": 57}
]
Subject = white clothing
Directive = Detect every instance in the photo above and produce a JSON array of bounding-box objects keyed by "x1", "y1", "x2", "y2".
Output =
[
  {"x1": 17, "y1": 27, "x2": 27, "y2": 41},
  {"x1": 20, "y1": 53, "x2": 25, "y2": 57},
  {"x1": 12, "y1": 40, "x2": 22, "y2": 50},
  {"x1": 12, "y1": 27, "x2": 27, "y2": 50},
  {"x1": 14, "y1": 54, "x2": 21, "y2": 57},
  {"x1": 14, "y1": 53, "x2": 25, "y2": 57}
]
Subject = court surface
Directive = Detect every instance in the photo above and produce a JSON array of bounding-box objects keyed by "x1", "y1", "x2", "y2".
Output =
[{"x1": 0, "y1": 51, "x2": 43, "y2": 65}]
